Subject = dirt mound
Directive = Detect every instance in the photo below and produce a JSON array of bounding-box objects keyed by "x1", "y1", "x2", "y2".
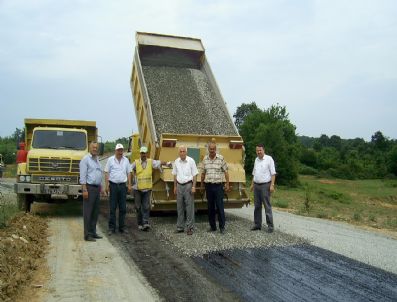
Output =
[{"x1": 0, "y1": 213, "x2": 48, "y2": 301}]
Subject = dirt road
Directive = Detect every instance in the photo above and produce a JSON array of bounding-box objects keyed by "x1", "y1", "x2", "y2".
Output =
[{"x1": 30, "y1": 202, "x2": 159, "y2": 302}]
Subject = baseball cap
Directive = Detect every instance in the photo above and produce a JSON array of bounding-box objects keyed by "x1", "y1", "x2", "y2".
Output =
[
  {"x1": 140, "y1": 146, "x2": 148, "y2": 153},
  {"x1": 115, "y1": 143, "x2": 124, "y2": 150}
]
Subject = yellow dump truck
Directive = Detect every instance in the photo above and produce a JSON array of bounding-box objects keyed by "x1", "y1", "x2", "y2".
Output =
[
  {"x1": 14, "y1": 118, "x2": 103, "y2": 211},
  {"x1": 129, "y1": 32, "x2": 249, "y2": 211}
]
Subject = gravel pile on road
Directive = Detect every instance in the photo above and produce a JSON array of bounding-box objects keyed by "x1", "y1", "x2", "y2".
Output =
[
  {"x1": 150, "y1": 214, "x2": 307, "y2": 257},
  {"x1": 142, "y1": 65, "x2": 238, "y2": 138}
]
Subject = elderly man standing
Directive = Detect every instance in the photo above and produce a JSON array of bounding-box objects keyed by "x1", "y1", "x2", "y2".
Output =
[
  {"x1": 250, "y1": 144, "x2": 276, "y2": 233},
  {"x1": 200, "y1": 142, "x2": 230, "y2": 234},
  {"x1": 132, "y1": 146, "x2": 168, "y2": 231},
  {"x1": 105, "y1": 143, "x2": 132, "y2": 235},
  {"x1": 172, "y1": 146, "x2": 198, "y2": 235},
  {"x1": 79, "y1": 141, "x2": 103, "y2": 242}
]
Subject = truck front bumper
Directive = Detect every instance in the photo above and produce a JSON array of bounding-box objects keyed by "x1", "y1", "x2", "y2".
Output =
[{"x1": 14, "y1": 183, "x2": 83, "y2": 196}]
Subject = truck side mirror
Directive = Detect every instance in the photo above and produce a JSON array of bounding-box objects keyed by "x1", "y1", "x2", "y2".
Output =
[{"x1": 98, "y1": 143, "x2": 105, "y2": 156}]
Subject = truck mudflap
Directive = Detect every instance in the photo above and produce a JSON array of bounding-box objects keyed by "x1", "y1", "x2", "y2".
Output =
[{"x1": 14, "y1": 183, "x2": 82, "y2": 196}]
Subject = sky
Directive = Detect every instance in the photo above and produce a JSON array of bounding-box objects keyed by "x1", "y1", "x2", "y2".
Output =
[{"x1": 0, "y1": 0, "x2": 396, "y2": 141}]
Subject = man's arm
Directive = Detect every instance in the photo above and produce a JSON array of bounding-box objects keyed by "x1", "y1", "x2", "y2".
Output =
[
  {"x1": 270, "y1": 174, "x2": 276, "y2": 193},
  {"x1": 79, "y1": 157, "x2": 88, "y2": 200},
  {"x1": 105, "y1": 172, "x2": 110, "y2": 195},
  {"x1": 224, "y1": 171, "x2": 230, "y2": 191},
  {"x1": 173, "y1": 175, "x2": 177, "y2": 195}
]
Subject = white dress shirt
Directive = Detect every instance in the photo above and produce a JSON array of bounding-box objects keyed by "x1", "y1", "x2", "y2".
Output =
[
  {"x1": 252, "y1": 155, "x2": 276, "y2": 183},
  {"x1": 104, "y1": 155, "x2": 131, "y2": 183},
  {"x1": 172, "y1": 156, "x2": 198, "y2": 184}
]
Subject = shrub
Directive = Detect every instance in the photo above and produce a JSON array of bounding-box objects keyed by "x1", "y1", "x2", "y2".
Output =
[{"x1": 273, "y1": 199, "x2": 289, "y2": 208}]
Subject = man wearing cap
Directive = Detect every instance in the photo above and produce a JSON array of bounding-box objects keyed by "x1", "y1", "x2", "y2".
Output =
[
  {"x1": 105, "y1": 143, "x2": 132, "y2": 235},
  {"x1": 79, "y1": 141, "x2": 103, "y2": 242},
  {"x1": 172, "y1": 145, "x2": 198, "y2": 235},
  {"x1": 131, "y1": 146, "x2": 169, "y2": 231}
]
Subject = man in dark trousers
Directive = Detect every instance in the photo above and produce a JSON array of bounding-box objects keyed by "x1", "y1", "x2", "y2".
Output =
[
  {"x1": 105, "y1": 144, "x2": 132, "y2": 235},
  {"x1": 250, "y1": 144, "x2": 276, "y2": 233},
  {"x1": 200, "y1": 142, "x2": 230, "y2": 234},
  {"x1": 79, "y1": 141, "x2": 103, "y2": 242}
]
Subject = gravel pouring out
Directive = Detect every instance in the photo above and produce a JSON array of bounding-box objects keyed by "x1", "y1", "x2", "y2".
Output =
[{"x1": 142, "y1": 65, "x2": 238, "y2": 138}]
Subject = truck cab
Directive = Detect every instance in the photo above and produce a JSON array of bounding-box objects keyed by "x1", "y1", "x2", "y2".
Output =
[{"x1": 15, "y1": 118, "x2": 103, "y2": 212}]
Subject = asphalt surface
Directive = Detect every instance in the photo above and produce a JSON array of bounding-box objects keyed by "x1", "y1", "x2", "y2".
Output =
[{"x1": 99, "y1": 203, "x2": 397, "y2": 302}]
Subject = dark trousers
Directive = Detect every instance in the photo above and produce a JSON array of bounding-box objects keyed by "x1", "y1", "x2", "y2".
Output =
[
  {"x1": 205, "y1": 183, "x2": 225, "y2": 230},
  {"x1": 83, "y1": 185, "x2": 100, "y2": 238},
  {"x1": 134, "y1": 189, "x2": 151, "y2": 226},
  {"x1": 108, "y1": 182, "x2": 127, "y2": 231},
  {"x1": 254, "y1": 182, "x2": 274, "y2": 228}
]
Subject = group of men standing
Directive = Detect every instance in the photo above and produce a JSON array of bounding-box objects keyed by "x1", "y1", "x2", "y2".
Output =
[{"x1": 79, "y1": 141, "x2": 276, "y2": 242}]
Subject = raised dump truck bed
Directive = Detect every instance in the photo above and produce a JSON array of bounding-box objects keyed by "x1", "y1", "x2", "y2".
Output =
[{"x1": 130, "y1": 32, "x2": 248, "y2": 210}]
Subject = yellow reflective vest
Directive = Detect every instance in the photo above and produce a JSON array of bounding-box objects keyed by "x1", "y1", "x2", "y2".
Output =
[{"x1": 135, "y1": 159, "x2": 153, "y2": 190}]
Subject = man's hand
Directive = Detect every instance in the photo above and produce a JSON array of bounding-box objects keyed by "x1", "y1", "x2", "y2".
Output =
[
  {"x1": 224, "y1": 183, "x2": 230, "y2": 192},
  {"x1": 250, "y1": 183, "x2": 254, "y2": 192},
  {"x1": 270, "y1": 184, "x2": 275, "y2": 193},
  {"x1": 127, "y1": 184, "x2": 132, "y2": 194},
  {"x1": 82, "y1": 190, "x2": 88, "y2": 200},
  {"x1": 105, "y1": 185, "x2": 109, "y2": 196},
  {"x1": 173, "y1": 186, "x2": 177, "y2": 195},
  {"x1": 191, "y1": 186, "x2": 196, "y2": 194}
]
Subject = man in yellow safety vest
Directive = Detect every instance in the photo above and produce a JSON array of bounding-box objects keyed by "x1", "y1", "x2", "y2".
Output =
[{"x1": 131, "y1": 146, "x2": 170, "y2": 231}]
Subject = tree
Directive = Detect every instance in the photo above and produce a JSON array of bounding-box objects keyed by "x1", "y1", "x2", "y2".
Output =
[
  {"x1": 239, "y1": 103, "x2": 299, "y2": 186},
  {"x1": 233, "y1": 102, "x2": 260, "y2": 130},
  {"x1": 371, "y1": 131, "x2": 389, "y2": 151}
]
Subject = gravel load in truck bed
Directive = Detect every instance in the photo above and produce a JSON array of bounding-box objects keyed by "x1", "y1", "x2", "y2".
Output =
[{"x1": 141, "y1": 65, "x2": 238, "y2": 138}]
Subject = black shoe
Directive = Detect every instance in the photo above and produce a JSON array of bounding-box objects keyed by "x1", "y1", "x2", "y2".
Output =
[
  {"x1": 267, "y1": 227, "x2": 274, "y2": 233},
  {"x1": 250, "y1": 226, "x2": 261, "y2": 231},
  {"x1": 92, "y1": 234, "x2": 103, "y2": 239},
  {"x1": 219, "y1": 228, "x2": 225, "y2": 234},
  {"x1": 175, "y1": 229, "x2": 184, "y2": 233},
  {"x1": 207, "y1": 228, "x2": 217, "y2": 232},
  {"x1": 84, "y1": 236, "x2": 96, "y2": 242}
]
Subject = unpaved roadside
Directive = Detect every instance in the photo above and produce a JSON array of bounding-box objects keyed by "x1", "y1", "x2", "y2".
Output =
[{"x1": 33, "y1": 203, "x2": 159, "y2": 302}]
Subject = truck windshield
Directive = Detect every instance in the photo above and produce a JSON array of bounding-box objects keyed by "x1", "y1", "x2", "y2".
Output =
[{"x1": 32, "y1": 130, "x2": 87, "y2": 150}]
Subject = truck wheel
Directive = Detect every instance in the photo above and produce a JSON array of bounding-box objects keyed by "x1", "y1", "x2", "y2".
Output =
[{"x1": 17, "y1": 194, "x2": 33, "y2": 212}]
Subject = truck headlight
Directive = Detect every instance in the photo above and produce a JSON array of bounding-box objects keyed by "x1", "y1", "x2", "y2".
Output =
[
  {"x1": 25, "y1": 175, "x2": 31, "y2": 182},
  {"x1": 20, "y1": 175, "x2": 26, "y2": 182}
]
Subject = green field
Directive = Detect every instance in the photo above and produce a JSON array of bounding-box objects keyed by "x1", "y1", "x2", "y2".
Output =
[{"x1": 269, "y1": 175, "x2": 397, "y2": 232}]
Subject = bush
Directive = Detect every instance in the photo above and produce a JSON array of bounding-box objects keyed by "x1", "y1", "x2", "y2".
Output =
[
  {"x1": 299, "y1": 164, "x2": 318, "y2": 175},
  {"x1": 273, "y1": 199, "x2": 289, "y2": 208}
]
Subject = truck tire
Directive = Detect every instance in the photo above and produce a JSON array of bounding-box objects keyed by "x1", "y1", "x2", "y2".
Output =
[{"x1": 17, "y1": 194, "x2": 33, "y2": 212}]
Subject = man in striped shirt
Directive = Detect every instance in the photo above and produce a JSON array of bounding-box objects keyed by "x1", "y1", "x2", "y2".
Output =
[{"x1": 200, "y1": 142, "x2": 230, "y2": 234}]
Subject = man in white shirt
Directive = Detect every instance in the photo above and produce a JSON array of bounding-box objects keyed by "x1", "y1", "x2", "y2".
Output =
[
  {"x1": 172, "y1": 146, "x2": 198, "y2": 235},
  {"x1": 250, "y1": 144, "x2": 276, "y2": 233},
  {"x1": 105, "y1": 143, "x2": 132, "y2": 235}
]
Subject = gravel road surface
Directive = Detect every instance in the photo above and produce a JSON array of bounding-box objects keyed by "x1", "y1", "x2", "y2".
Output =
[{"x1": 227, "y1": 206, "x2": 397, "y2": 274}]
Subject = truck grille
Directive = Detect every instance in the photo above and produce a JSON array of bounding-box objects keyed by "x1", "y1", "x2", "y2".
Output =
[{"x1": 29, "y1": 157, "x2": 80, "y2": 173}]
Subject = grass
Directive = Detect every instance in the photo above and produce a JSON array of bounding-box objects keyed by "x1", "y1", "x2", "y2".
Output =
[
  {"x1": 0, "y1": 192, "x2": 19, "y2": 228},
  {"x1": 2, "y1": 163, "x2": 16, "y2": 178},
  {"x1": 270, "y1": 175, "x2": 397, "y2": 232}
]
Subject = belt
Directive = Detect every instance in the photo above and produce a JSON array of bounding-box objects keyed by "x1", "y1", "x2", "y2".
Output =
[
  {"x1": 109, "y1": 181, "x2": 126, "y2": 185},
  {"x1": 177, "y1": 180, "x2": 192, "y2": 185},
  {"x1": 254, "y1": 181, "x2": 271, "y2": 185},
  {"x1": 205, "y1": 182, "x2": 222, "y2": 185},
  {"x1": 87, "y1": 183, "x2": 100, "y2": 188}
]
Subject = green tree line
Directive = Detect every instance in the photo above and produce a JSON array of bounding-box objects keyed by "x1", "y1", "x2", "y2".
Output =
[{"x1": 234, "y1": 102, "x2": 397, "y2": 186}]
